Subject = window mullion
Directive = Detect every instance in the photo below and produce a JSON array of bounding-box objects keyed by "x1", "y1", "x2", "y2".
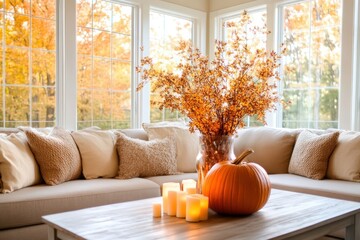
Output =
[
  {"x1": 136, "y1": 3, "x2": 151, "y2": 127},
  {"x1": 265, "y1": 2, "x2": 277, "y2": 128},
  {"x1": 57, "y1": 0, "x2": 77, "y2": 130},
  {"x1": 339, "y1": 0, "x2": 355, "y2": 130},
  {"x1": 353, "y1": 0, "x2": 360, "y2": 131}
]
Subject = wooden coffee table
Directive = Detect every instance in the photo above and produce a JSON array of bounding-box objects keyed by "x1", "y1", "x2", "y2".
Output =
[{"x1": 42, "y1": 189, "x2": 360, "y2": 240}]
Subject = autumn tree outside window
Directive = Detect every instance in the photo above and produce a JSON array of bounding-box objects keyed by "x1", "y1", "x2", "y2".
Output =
[
  {"x1": 280, "y1": 0, "x2": 341, "y2": 129},
  {"x1": 76, "y1": 0, "x2": 133, "y2": 130},
  {"x1": 1, "y1": 0, "x2": 358, "y2": 130},
  {"x1": 0, "y1": 0, "x2": 56, "y2": 128},
  {"x1": 149, "y1": 10, "x2": 194, "y2": 123},
  {"x1": 0, "y1": 0, "x2": 205, "y2": 130},
  {"x1": 213, "y1": 0, "x2": 358, "y2": 130}
]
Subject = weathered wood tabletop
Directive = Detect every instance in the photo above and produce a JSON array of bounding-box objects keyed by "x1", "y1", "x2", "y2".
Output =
[{"x1": 42, "y1": 189, "x2": 360, "y2": 240}]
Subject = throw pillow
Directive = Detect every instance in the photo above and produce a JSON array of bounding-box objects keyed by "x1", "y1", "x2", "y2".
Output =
[
  {"x1": 0, "y1": 132, "x2": 42, "y2": 193},
  {"x1": 71, "y1": 129, "x2": 118, "y2": 179},
  {"x1": 142, "y1": 122, "x2": 199, "y2": 172},
  {"x1": 234, "y1": 127, "x2": 298, "y2": 174},
  {"x1": 327, "y1": 131, "x2": 360, "y2": 182},
  {"x1": 22, "y1": 127, "x2": 82, "y2": 185},
  {"x1": 115, "y1": 132, "x2": 178, "y2": 179},
  {"x1": 288, "y1": 130, "x2": 339, "y2": 180}
]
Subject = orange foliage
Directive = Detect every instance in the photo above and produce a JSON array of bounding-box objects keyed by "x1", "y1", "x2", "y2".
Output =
[{"x1": 137, "y1": 11, "x2": 285, "y2": 136}]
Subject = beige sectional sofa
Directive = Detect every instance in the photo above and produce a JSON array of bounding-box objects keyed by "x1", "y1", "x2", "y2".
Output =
[
  {"x1": 232, "y1": 127, "x2": 360, "y2": 202},
  {"x1": 0, "y1": 125, "x2": 359, "y2": 240}
]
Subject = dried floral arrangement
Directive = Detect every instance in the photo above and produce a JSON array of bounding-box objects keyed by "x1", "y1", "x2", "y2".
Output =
[{"x1": 137, "y1": 11, "x2": 285, "y2": 136}]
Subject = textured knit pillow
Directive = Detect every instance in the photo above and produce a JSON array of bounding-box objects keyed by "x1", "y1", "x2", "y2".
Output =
[
  {"x1": 115, "y1": 132, "x2": 178, "y2": 179},
  {"x1": 142, "y1": 122, "x2": 199, "y2": 173},
  {"x1": 327, "y1": 131, "x2": 360, "y2": 182},
  {"x1": 71, "y1": 129, "x2": 118, "y2": 179},
  {"x1": 234, "y1": 127, "x2": 298, "y2": 174},
  {"x1": 288, "y1": 130, "x2": 339, "y2": 180},
  {"x1": 22, "y1": 127, "x2": 82, "y2": 185},
  {"x1": 0, "y1": 132, "x2": 42, "y2": 193}
]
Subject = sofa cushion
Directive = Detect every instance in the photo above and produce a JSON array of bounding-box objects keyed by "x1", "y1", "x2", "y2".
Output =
[
  {"x1": 0, "y1": 178, "x2": 160, "y2": 230},
  {"x1": 233, "y1": 127, "x2": 297, "y2": 174},
  {"x1": 115, "y1": 132, "x2": 178, "y2": 179},
  {"x1": 327, "y1": 131, "x2": 360, "y2": 182},
  {"x1": 119, "y1": 129, "x2": 149, "y2": 141},
  {"x1": 142, "y1": 122, "x2": 199, "y2": 173},
  {"x1": 0, "y1": 224, "x2": 48, "y2": 240},
  {"x1": 22, "y1": 127, "x2": 82, "y2": 185},
  {"x1": 269, "y1": 174, "x2": 360, "y2": 202},
  {"x1": 71, "y1": 129, "x2": 118, "y2": 179},
  {"x1": 288, "y1": 130, "x2": 339, "y2": 180},
  {"x1": 0, "y1": 132, "x2": 42, "y2": 193}
]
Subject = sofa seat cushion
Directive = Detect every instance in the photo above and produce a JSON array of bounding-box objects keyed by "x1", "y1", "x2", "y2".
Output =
[
  {"x1": 0, "y1": 178, "x2": 160, "y2": 230},
  {"x1": 269, "y1": 174, "x2": 360, "y2": 202},
  {"x1": 147, "y1": 173, "x2": 197, "y2": 192}
]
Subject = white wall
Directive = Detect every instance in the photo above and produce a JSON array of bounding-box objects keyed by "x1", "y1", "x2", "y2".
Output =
[
  {"x1": 161, "y1": 0, "x2": 209, "y2": 12},
  {"x1": 209, "y1": 0, "x2": 254, "y2": 12},
  {"x1": 160, "y1": 0, "x2": 258, "y2": 13}
]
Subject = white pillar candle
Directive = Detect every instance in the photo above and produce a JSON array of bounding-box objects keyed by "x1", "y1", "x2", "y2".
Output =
[
  {"x1": 152, "y1": 203, "x2": 162, "y2": 218},
  {"x1": 193, "y1": 194, "x2": 209, "y2": 221},
  {"x1": 162, "y1": 182, "x2": 180, "y2": 214},
  {"x1": 186, "y1": 187, "x2": 197, "y2": 195},
  {"x1": 186, "y1": 196, "x2": 201, "y2": 222},
  {"x1": 167, "y1": 190, "x2": 178, "y2": 216},
  {"x1": 182, "y1": 179, "x2": 197, "y2": 192},
  {"x1": 176, "y1": 191, "x2": 187, "y2": 218}
]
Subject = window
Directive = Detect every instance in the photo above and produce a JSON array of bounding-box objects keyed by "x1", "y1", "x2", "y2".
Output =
[
  {"x1": 221, "y1": 8, "x2": 267, "y2": 127},
  {"x1": 76, "y1": 0, "x2": 132, "y2": 129},
  {"x1": 149, "y1": 10, "x2": 193, "y2": 122},
  {"x1": 211, "y1": 0, "x2": 357, "y2": 130},
  {"x1": 0, "y1": 0, "x2": 205, "y2": 130},
  {"x1": 0, "y1": 0, "x2": 56, "y2": 127},
  {"x1": 279, "y1": 0, "x2": 341, "y2": 129}
]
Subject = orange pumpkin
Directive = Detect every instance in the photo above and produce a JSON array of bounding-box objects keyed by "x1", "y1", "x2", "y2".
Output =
[{"x1": 202, "y1": 149, "x2": 271, "y2": 215}]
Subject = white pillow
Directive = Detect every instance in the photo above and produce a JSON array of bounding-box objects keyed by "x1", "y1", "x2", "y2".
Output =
[
  {"x1": 0, "y1": 132, "x2": 42, "y2": 193},
  {"x1": 327, "y1": 131, "x2": 360, "y2": 182},
  {"x1": 71, "y1": 129, "x2": 118, "y2": 179},
  {"x1": 142, "y1": 122, "x2": 199, "y2": 173}
]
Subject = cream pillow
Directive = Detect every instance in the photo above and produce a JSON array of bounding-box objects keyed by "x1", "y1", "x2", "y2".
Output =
[
  {"x1": 288, "y1": 130, "x2": 339, "y2": 180},
  {"x1": 327, "y1": 131, "x2": 360, "y2": 182},
  {"x1": 71, "y1": 129, "x2": 118, "y2": 179},
  {"x1": 0, "y1": 132, "x2": 42, "y2": 193},
  {"x1": 142, "y1": 122, "x2": 199, "y2": 173},
  {"x1": 115, "y1": 132, "x2": 178, "y2": 179},
  {"x1": 234, "y1": 127, "x2": 298, "y2": 174},
  {"x1": 22, "y1": 127, "x2": 82, "y2": 185}
]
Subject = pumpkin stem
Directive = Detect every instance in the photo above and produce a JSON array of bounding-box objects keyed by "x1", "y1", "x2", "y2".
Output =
[{"x1": 232, "y1": 149, "x2": 254, "y2": 165}]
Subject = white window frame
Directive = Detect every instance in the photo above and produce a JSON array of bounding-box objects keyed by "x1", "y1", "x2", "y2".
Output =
[
  {"x1": 353, "y1": 0, "x2": 360, "y2": 131},
  {"x1": 56, "y1": 0, "x2": 206, "y2": 130},
  {"x1": 209, "y1": 0, "x2": 359, "y2": 130}
]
